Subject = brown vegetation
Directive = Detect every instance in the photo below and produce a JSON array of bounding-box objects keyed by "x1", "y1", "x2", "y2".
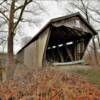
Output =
[
  {"x1": 84, "y1": 53, "x2": 100, "y2": 66},
  {"x1": 0, "y1": 68, "x2": 100, "y2": 100}
]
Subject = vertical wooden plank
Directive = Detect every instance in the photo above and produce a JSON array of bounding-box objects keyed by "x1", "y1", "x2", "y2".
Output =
[
  {"x1": 56, "y1": 46, "x2": 64, "y2": 62},
  {"x1": 64, "y1": 44, "x2": 74, "y2": 61},
  {"x1": 74, "y1": 41, "x2": 77, "y2": 61}
]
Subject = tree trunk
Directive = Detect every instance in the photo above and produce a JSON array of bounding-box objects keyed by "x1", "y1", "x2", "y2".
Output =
[{"x1": 7, "y1": 0, "x2": 16, "y2": 79}]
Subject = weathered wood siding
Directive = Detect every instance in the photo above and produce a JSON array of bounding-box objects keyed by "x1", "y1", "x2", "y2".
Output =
[
  {"x1": 24, "y1": 41, "x2": 38, "y2": 67},
  {"x1": 37, "y1": 27, "x2": 50, "y2": 67},
  {"x1": 52, "y1": 17, "x2": 93, "y2": 34},
  {"x1": 23, "y1": 27, "x2": 50, "y2": 67}
]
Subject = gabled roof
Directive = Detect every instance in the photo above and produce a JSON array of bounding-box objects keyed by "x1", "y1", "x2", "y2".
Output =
[{"x1": 17, "y1": 12, "x2": 97, "y2": 54}]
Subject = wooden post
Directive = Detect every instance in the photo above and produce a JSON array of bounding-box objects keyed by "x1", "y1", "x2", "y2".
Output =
[
  {"x1": 64, "y1": 44, "x2": 74, "y2": 61},
  {"x1": 74, "y1": 41, "x2": 77, "y2": 61},
  {"x1": 56, "y1": 46, "x2": 64, "y2": 62},
  {"x1": 51, "y1": 49, "x2": 55, "y2": 62}
]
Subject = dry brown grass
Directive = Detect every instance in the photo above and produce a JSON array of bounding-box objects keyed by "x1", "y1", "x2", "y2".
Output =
[{"x1": 0, "y1": 67, "x2": 100, "y2": 100}]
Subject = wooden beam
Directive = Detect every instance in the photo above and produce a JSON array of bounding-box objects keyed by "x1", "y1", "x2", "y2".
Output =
[
  {"x1": 74, "y1": 41, "x2": 77, "y2": 61},
  {"x1": 52, "y1": 60, "x2": 84, "y2": 66},
  {"x1": 64, "y1": 44, "x2": 74, "y2": 61},
  {"x1": 56, "y1": 46, "x2": 64, "y2": 62}
]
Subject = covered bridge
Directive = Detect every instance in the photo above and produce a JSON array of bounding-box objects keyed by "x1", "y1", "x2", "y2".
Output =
[{"x1": 17, "y1": 12, "x2": 97, "y2": 67}]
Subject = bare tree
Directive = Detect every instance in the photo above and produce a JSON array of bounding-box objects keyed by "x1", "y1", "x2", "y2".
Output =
[
  {"x1": 67, "y1": 0, "x2": 99, "y2": 66},
  {"x1": 0, "y1": 0, "x2": 45, "y2": 79}
]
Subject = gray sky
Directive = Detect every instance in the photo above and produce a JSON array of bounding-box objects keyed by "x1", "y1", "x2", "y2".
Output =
[{"x1": 14, "y1": 0, "x2": 70, "y2": 53}]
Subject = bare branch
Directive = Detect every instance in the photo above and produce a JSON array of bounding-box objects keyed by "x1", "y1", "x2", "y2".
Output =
[
  {"x1": 0, "y1": 20, "x2": 7, "y2": 28},
  {"x1": 70, "y1": 3, "x2": 86, "y2": 15},
  {"x1": 80, "y1": 0, "x2": 90, "y2": 22},
  {"x1": 64, "y1": 8, "x2": 74, "y2": 14},
  {"x1": 0, "y1": 16, "x2": 7, "y2": 21},
  {"x1": 0, "y1": 10, "x2": 9, "y2": 20},
  {"x1": 14, "y1": 0, "x2": 32, "y2": 31},
  {"x1": 88, "y1": 7, "x2": 100, "y2": 16},
  {"x1": 15, "y1": 5, "x2": 24, "y2": 11},
  {"x1": 0, "y1": 4, "x2": 8, "y2": 11},
  {"x1": 32, "y1": 0, "x2": 45, "y2": 12},
  {"x1": 96, "y1": 30, "x2": 100, "y2": 32},
  {"x1": 15, "y1": 0, "x2": 32, "y2": 12},
  {"x1": 0, "y1": 0, "x2": 5, "y2": 5},
  {"x1": 0, "y1": 38, "x2": 7, "y2": 45},
  {"x1": 90, "y1": 15, "x2": 100, "y2": 24},
  {"x1": 0, "y1": 31, "x2": 8, "y2": 33}
]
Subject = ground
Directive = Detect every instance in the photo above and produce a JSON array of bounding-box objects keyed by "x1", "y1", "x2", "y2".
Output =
[
  {"x1": 0, "y1": 65, "x2": 100, "y2": 100},
  {"x1": 55, "y1": 64, "x2": 100, "y2": 88}
]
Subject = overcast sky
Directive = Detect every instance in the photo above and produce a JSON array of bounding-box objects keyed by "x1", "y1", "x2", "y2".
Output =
[
  {"x1": 0, "y1": 0, "x2": 100, "y2": 54},
  {"x1": 14, "y1": 0, "x2": 71, "y2": 53}
]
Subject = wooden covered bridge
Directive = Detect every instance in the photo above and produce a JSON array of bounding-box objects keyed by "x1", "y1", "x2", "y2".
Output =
[{"x1": 17, "y1": 12, "x2": 97, "y2": 67}]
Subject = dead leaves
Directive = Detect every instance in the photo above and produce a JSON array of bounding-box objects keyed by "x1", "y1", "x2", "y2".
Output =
[{"x1": 0, "y1": 68, "x2": 100, "y2": 100}]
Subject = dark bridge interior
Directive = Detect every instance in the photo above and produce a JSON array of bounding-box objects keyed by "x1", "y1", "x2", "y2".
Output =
[{"x1": 45, "y1": 25, "x2": 92, "y2": 63}]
